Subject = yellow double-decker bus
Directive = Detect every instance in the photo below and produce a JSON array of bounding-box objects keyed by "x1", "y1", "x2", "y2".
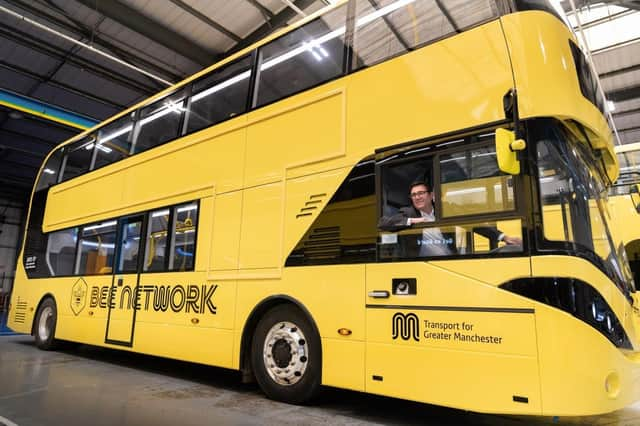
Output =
[
  {"x1": 7, "y1": 0, "x2": 640, "y2": 416},
  {"x1": 609, "y1": 142, "x2": 640, "y2": 283}
]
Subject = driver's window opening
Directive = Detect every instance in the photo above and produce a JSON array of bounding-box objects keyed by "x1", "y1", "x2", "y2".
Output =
[{"x1": 378, "y1": 134, "x2": 523, "y2": 260}]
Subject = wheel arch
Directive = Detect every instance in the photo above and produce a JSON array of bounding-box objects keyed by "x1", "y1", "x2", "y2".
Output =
[
  {"x1": 239, "y1": 295, "x2": 321, "y2": 382},
  {"x1": 31, "y1": 293, "x2": 57, "y2": 336}
]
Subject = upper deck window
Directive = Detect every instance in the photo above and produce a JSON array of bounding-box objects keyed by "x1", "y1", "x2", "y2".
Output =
[
  {"x1": 352, "y1": 0, "x2": 498, "y2": 70},
  {"x1": 60, "y1": 136, "x2": 97, "y2": 182},
  {"x1": 186, "y1": 55, "x2": 252, "y2": 133},
  {"x1": 94, "y1": 112, "x2": 135, "y2": 169},
  {"x1": 132, "y1": 90, "x2": 187, "y2": 154},
  {"x1": 35, "y1": 149, "x2": 63, "y2": 191},
  {"x1": 254, "y1": 4, "x2": 348, "y2": 107}
]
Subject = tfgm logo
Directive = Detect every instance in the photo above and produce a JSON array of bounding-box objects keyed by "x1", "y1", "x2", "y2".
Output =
[{"x1": 392, "y1": 312, "x2": 420, "y2": 341}]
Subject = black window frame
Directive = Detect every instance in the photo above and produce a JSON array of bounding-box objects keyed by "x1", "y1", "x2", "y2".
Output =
[
  {"x1": 130, "y1": 88, "x2": 189, "y2": 155},
  {"x1": 252, "y1": 2, "x2": 350, "y2": 109},
  {"x1": 184, "y1": 53, "x2": 255, "y2": 135}
]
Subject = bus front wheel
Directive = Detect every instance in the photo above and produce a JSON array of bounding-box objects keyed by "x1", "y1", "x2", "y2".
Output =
[
  {"x1": 251, "y1": 304, "x2": 321, "y2": 404},
  {"x1": 34, "y1": 298, "x2": 59, "y2": 350}
]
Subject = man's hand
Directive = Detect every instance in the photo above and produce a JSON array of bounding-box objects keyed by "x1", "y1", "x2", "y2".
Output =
[
  {"x1": 409, "y1": 217, "x2": 427, "y2": 225},
  {"x1": 503, "y1": 235, "x2": 522, "y2": 245}
]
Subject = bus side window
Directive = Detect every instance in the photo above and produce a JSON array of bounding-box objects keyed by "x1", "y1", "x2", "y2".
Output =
[
  {"x1": 45, "y1": 228, "x2": 78, "y2": 276},
  {"x1": 144, "y1": 208, "x2": 171, "y2": 272},
  {"x1": 60, "y1": 136, "x2": 97, "y2": 182},
  {"x1": 35, "y1": 149, "x2": 64, "y2": 191},
  {"x1": 132, "y1": 90, "x2": 187, "y2": 155},
  {"x1": 439, "y1": 144, "x2": 514, "y2": 218},
  {"x1": 254, "y1": 4, "x2": 347, "y2": 108},
  {"x1": 169, "y1": 203, "x2": 198, "y2": 271},
  {"x1": 76, "y1": 220, "x2": 117, "y2": 275},
  {"x1": 352, "y1": 0, "x2": 498, "y2": 70},
  {"x1": 93, "y1": 113, "x2": 135, "y2": 170},
  {"x1": 185, "y1": 55, "x2": 252, "y2": 134}
]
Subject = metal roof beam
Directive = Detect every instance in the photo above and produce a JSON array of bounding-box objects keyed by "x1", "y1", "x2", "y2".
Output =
[
  {"x1": 607, "y1": 84, "x2": 640, "y2": 102},
  {"x1": 0, "y1": 130, "x2": 61, "y2": 156},
  {"x1": 599, "y1": 62, "x2": 640, "y2": 79},
  {"x1": 613, "y1": 106, "x2": 640, "y2": 117},
  {"x1": 74, "y1": 0, "x2": 216, "y2": 67},
  {"x1": 246, "y1": 0, "x2": 275, "y2": 20},
  {"x1": 227, "y1": 0, "x2": 317, "y2": 55},
  {"x1": 0, "y1": 26, "x2": 157, "y2": 94},
  {"x1": 0, "y1": 60, "x2": 126, "y2": 110},
  {"x1": 5, "y1": 0, "x2": 185, "y2": 83},
  {"x1": 167, "y1": 0, "x2": 242, "y2": 43},
  {"x1": 367, "y1": 0, "x2": 410, "y2": 50}
]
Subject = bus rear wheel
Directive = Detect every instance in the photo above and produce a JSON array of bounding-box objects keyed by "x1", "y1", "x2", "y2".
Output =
[
  {"x1": 34, "y1": 298, "x2": 59, "y2": 350},
  {"x1": 251, "y1": 304, "x2": 321, "y2": 404}
]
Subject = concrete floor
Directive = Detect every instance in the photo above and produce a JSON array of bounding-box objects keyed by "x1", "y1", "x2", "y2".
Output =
[{"x1": 0, "y1": 335, "x2": 639, "y2": 426}]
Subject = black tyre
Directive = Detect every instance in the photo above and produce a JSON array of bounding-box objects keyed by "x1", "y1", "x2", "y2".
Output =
[
  {"x1": 34, "y1": 298, "x2": 59, "y2": 350},
  {"x1": 251, "y1": 304, "x2": 321, "y2": 404}
]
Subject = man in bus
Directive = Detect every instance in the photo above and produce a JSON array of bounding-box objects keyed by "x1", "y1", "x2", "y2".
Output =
[{"x1": 378, "y1": 181, "x2": 521, "y2": 256}]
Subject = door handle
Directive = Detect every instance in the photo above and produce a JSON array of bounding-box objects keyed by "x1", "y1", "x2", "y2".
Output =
[
  {"x1": 117, "y1": 278, "x2": 123, "y2": 286},
  {"x1": 368, "y1": 290, "x2": 390, "y2": 298}
]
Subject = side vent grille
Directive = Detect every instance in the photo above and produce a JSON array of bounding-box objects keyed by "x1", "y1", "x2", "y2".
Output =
[
  {"x1": 296, "y1": 193, "x2": 326, "y2": 218},
  {"x1": 303, "y1": 226, "x2": 341, "y2": 260},
  {"x1": 14, "y1": 298, "x2": 27, "y2": 324}
]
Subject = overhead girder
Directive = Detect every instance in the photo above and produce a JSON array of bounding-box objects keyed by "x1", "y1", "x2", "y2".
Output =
[
  {"x1": 0, "y1": 26, "x2": 159, "y2": 95},
  {"x1": 0, "y1": 60, "x2": 127, "y2": 110},
  {"x1": 74, "y1": 0, "x2": 217, "y2": 68},
  {"x1": 227, "y1": 0, "x2": 317, "y2": 55},
  {"x1": 607, "y1": 85, "x2": 640, "y2": 103},
  {"x1": 167, "y1": 0, "x2": 242, "y2": 43},
  {"x1": 5, "y1": 0, "x2": 186, "y2": 84},
  {"x1": 246, "y1": 0, "x2": 275, "y2": 20}
]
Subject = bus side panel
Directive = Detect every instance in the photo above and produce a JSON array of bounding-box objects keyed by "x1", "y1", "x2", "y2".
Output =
[
  {"x1": 44, "y1": 171, "x2": 124, "y2": 231},
  {"x1": 121, "y1": 126, "x2": 245, "y2": 213},
  {"x1": 233, "y1": 265, "x2": 366, "y2": 392},
  {"x1": 133, "y1": 271, "x2": 235, "y2": 368},
  {"x1": 245, "y1": 81, "x2": 347, "y2": 188},
  {"x1": 365, "y1": 262, "x2": 540, "y2": 414},
  {"x1": 6, "y1": 269, "x2": 33, "y2": 334},
  {"x1": 531, "y1": 256, "x2": 640, "y2": 415},
  {"x1": 531, "y1": 256, "x2": 633, "y2": 346},
  {"x1": 43, "y1": 119, "x2": 246, "y2": 230},
  {"x1": 347, "y1": 21, "x2": 512, "y2": 154},
  {"x1": 56, "y1": 275, "x2": 112, "y2": 345},
  {"x1": 238, "y1": 182, "x2": 283, "y2": 271},
  {"x1": 430, "y1": 257, "x2": 532, "y2": 286},
  {"x1": 209, "y1": 191, "x2": 243, "y2": 272}
]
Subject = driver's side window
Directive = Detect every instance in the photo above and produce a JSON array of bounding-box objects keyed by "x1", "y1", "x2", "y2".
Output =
[{"x1": 377, "y1": 135, "x2": 523, "y2": 261}]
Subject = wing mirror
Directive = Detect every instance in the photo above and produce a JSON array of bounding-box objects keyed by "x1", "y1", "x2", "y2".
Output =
[{"x1": 495, "y1": 128, "x2": 526, "y2": 175}]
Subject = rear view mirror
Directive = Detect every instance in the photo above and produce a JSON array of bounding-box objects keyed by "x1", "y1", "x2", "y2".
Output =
[{"x1": 495, "y1": 128, "x2": 526, "y2": 175}]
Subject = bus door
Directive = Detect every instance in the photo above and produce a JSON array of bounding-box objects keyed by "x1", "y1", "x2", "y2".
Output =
[{"x1": 105, "y1": 214, "x2": 146, "y2": 346}]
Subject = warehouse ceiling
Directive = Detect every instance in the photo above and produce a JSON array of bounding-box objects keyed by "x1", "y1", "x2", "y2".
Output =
[{"x1": 0, "y1": 0, "x2": 638, "y2": 204}]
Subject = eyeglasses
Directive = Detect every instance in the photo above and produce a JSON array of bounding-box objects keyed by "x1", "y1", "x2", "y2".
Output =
[{"x1": 410, "y1": 190, "x2": 431, "y2": 198}]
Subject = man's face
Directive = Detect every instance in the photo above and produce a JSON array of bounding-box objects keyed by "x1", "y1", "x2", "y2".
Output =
[{"x1": 410, "y1": 184, "x2": 432, "y2": 211}]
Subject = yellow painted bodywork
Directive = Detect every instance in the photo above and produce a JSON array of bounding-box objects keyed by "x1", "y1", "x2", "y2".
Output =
[
  {"x1": 8, "y1": 10, "x2": 640, "y2": 416},
  {"x1": 609, "y1": 143, "x2": 640, "y2": 266}
]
